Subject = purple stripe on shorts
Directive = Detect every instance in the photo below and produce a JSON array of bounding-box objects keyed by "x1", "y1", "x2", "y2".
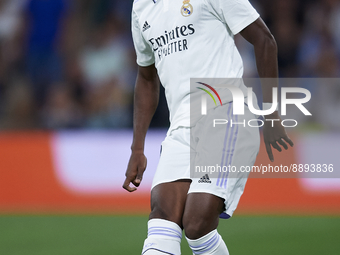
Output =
[
  {"x1": 217, "y1": 103, "x2": 232, "y2": 187},
  {"x1": 224, "y1": 114, "x2": 239, "y2": 189},
  {"x1": 219, "y1": 114, "x2": 236, "y2": 188}
]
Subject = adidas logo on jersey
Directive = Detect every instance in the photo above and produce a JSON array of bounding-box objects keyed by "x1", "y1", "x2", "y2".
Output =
[
  {"x1": 142, "y1": 21, "x2": 151, "y2": 32},
  {"x1": 198, "y1": 174, "x2": 211, "y2": 183}
]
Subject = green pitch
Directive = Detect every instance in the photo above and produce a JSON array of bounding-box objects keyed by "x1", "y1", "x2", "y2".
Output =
[{"x1": 0, "y1": 215, "x2": 339, "y2": 255}]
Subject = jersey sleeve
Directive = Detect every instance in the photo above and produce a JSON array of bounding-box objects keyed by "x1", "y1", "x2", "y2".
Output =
[
  {"x1": 131, "y1": 9, "x2": 155, "y2": 67},
  {"x1": 205, "y1": 0, "x2": 260, "y2": 35}
]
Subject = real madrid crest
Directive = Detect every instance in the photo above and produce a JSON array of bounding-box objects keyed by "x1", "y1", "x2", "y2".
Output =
[{"x1": 181, "y1": 0, "x2": 193, "y2": 17}]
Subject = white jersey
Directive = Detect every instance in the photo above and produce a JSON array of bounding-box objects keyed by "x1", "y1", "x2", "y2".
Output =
[{"x1": 132, "y1": 0, "x2": 260, "y2": 131}]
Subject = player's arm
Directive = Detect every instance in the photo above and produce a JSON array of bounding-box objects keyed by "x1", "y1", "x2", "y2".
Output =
[
  {"x1": 123, "y1": 64, "x2": 160, "y2": 192},
  {"x1": 240, "y1": 18, "x2": 293, "y2": 162}
]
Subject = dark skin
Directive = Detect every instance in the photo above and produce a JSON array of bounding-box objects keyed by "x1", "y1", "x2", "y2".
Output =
[{"x1": 123, "y1": 18, "x2": 293, "y2": 239}]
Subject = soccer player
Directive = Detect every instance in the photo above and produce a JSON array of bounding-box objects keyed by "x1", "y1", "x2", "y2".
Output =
[{"x1": 123, "y1": 0, "x2": 293, "y2": 254}]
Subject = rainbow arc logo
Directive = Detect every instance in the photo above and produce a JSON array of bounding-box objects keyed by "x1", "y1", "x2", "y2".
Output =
[
  {"x1": 196, "y1": 82, "x2": 222, "y2": 115},
  {"x1": 196, "y1": 82, "x2": 222, "y2": 106}
]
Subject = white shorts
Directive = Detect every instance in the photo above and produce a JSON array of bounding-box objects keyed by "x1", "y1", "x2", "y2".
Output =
[{"x1": 152, "y1": 103, "x2": 260, "y2": 218}]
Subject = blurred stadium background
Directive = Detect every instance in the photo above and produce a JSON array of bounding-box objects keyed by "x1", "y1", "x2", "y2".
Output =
[{"x1": 0, "y1": 0, "x2": 340, "y2": 254}]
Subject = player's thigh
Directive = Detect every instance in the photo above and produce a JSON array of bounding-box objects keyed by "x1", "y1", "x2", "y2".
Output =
[
  {"x1": 151, "y1": 127, "x2": 191, "y2": 190},
  {"x1": 182, "y1": 192, "x2": 224, "y2": 239},
  {"x1": 150, "y1": 179, "x2": 191, "y2": 228}
]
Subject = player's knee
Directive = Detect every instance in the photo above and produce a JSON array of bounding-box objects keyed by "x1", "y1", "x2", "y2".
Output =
[
  {"x1": 149, "y1": 205, "x2": 182, "y2": 227},
  {"x1": 183, "y1": 215, "x2": 211, "y2": 240},
  {"x1": 149, "y1": 204, "x2": 167, "y2": 219}
]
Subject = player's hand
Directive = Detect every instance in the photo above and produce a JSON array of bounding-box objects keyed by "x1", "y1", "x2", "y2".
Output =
[
  {"x1": 122, "y1": 151, "x2": 147, "y2": 192},
  {"x1": 263, "y1": 112, "x2": 294, "y2": 162}
]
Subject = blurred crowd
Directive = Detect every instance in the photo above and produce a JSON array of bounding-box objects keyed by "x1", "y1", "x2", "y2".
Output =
[{"x1": 0, "y1": 0, "x2": 339, "y2": 130}]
